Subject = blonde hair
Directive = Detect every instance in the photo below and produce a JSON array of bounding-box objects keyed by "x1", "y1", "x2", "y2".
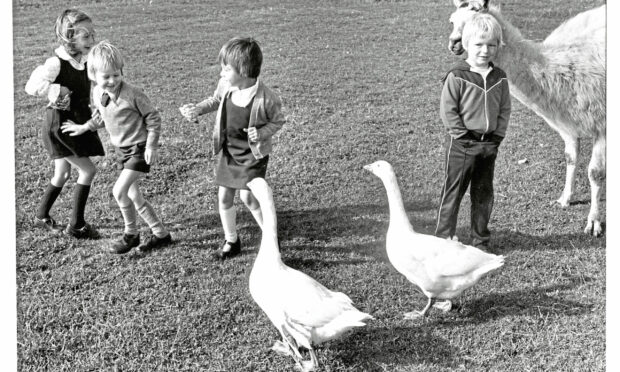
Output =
[
  {"x1": 218, "y1": 37, "x2": 263, "y2": 78},
  {"x1": 462, "y1": 13, "x2": 503, "y2": 49},
  {"x1": 87, "y1": 40, "x2": 124, "y2": 81},
  {"x1": 54, "y1": 8, "x2": 93, "y2": 56}
]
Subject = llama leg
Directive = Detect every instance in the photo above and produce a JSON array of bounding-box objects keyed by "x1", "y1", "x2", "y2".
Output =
[
  {"x1": 585, "y1": 136, "x2": 605, "y2": 237},
  {"x1": 557, "y1": 132, "x2": 579, "y2": 208}
]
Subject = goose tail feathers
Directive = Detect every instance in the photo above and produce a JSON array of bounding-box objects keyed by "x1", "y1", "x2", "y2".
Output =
[
  {"x1": 474, "y1": 254, "x2": 505, "y2": 278},
  {"x1": 311, "y1": 309, "x2": 373, "y2": 344}
]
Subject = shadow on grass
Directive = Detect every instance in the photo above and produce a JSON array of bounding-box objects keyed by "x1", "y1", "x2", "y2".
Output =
[
  {"x1": 454, "y1": 280, "x2": 595, "y2": 325},
  {"x1": 329, "y1": 326, "x2": 456, "y2": 370}
]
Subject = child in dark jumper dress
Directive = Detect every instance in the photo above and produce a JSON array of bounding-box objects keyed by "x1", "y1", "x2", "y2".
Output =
[
  {"x1": 180, "y1": 37, "x2": 285, "y2": 259},
  {"x1": 25, "y1": 8, "x2": 104, "y2": 239}
]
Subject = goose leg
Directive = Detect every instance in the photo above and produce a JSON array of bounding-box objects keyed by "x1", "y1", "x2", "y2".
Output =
[
  {"x1": 404, "y1": 298, "x2": 435, "y2": 319},
  {"x1": 271, "y1": 340, "x2": 293, "y2": 356}
]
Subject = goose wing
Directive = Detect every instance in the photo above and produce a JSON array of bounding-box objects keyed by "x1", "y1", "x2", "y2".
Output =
[
  {"x1": 278, "y1": 265, "x2": 356, "y2": 328},
  {"x1": 393, "y1": 232, "x2": 500, "y2": 278}
]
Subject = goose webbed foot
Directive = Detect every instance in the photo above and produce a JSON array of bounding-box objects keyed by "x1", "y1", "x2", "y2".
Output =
[
  {"x1": 271, "y1": 340, "x2": 294, "y2": 356},
  {"x1": 433, "y1": 299, "x2": 452, "y2": 312},
  {"x1": 403, "y1": 311, "x2": 426, "y2": 320},
  {"x1": 294, "y1": 360, "x2": 317, "y2": 372},
  {"x1": 404, "y1": 298, "x2": 435, "y2": 320}
]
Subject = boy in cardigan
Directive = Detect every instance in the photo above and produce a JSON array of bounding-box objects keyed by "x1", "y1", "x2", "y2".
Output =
[
  {"x1": 434, "y1": 13, "x2": 511, "y2": 249},
  {"x1": 62, "y1": 40, "x2": 172, "y2": 254}
]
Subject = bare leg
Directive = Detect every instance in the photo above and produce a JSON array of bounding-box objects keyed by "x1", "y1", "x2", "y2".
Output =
[
  {"x1": 64, "y1": 156, "x2": 97, "y2": 185},
  {"x1": 240, "y1": 189, "x2": 263, "y2": 228},
  {"x1": 585, "y1": 135, "x2": 605, "y2": 236},
  {"x1": 51, "y1": 158, "x2": 71, "y2": 187}
]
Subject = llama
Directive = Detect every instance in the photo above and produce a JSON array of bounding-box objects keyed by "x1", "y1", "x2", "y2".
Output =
[{"x1": 447, "y1": 0, "x2": 606, "y2": 237}]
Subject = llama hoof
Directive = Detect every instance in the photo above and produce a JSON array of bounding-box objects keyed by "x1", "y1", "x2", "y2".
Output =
[
  {"x1": 271, "y1": 340, "x2": 293, "y2": 356},
  {"x1": 584, "y1": 220, "x2": 604, "y2": 237},
  {"x1": 433, "y1": 300, "x2": 452, "y2": 312},
  {"x1": 555, "y1": 197, "x2": 570, "y2": 208}
]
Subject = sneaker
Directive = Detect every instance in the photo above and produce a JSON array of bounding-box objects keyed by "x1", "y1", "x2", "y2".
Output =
[
  {"x1": 34, "y1": 216, "x2": 63, "y2": 233},
  {"x1": 216, "y1": 238, "x2": 241, "y2": 259},
  {"x1": 136, "y1": 233, "x2": 172, "y2": 253},
  {"x1": 109, "y1": 233, "x2": 140, "y2": 254},
  {"x1": 64, "y1": 223, "x2": 100, "y2": 239}
]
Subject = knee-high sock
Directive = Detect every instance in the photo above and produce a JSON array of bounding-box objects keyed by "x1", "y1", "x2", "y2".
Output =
[
  {"x1": 37, "y1": 183, "x2": 63, "y2": 219},
  {"x1": 119, "y1": 203, "x2": 138, "y2": 235},
  {"x1": 248, "y1": 205, "x2": 263, "y2": 229},
  {"x1": 70, "y1": 184, "x2": 91, "y2": 228},
  {"x1": 219, "y1": 206, "x2": 238, "y2": 242},
  {"x1": 136, "y1": 201, "x2": 168, "y2": 238}
]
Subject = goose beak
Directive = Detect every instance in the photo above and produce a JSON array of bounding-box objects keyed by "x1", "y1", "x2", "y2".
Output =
[{"x1": 363, "y1": 164, "x2": 372, "y2": 171}]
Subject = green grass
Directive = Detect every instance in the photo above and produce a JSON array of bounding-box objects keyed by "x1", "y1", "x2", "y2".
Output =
[{"x1": 13, "y1": 0, "x2": 606, "y2": 371}]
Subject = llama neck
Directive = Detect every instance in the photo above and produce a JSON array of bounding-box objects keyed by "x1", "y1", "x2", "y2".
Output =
[
  {"x1": 488, "y1": 8, "x2": 548, "y2": 102},
  {"x1": 381, "y1": 174, "x2": 412, "y2": 229}
]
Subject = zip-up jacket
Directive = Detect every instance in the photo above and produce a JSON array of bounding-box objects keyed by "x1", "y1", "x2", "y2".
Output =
[{"x1": 440, "y1": 60, "x2": 511, "y2": 142}]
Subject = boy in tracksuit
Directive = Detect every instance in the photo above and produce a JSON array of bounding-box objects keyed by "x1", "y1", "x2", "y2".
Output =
[{"x1": 435, "y1": 13, "x2": 511, "y2": 249}]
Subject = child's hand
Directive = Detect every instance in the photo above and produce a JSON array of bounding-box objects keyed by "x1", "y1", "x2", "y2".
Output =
[
  {"x1": 243, "y1": 127, "x2": 260, "y2": 142},
  {"x1": 50, "y1": 90, "x2": 72, "y2": 111},
  {"x1": 145, "y1": 148, "x2": 158, "y2": 165},
  {"x1": 179, "y1": 103, "x2": 199, "y2": 123},
  {"x1": 61, "y1": 120, "x2": 88, "y2": 136}
]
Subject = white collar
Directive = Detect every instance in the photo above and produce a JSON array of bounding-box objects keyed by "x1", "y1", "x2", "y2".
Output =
[
  {"x1": 55, "y1": 46, "x2": 87, "y2": 70},
  {"x1": 228, "y1": 80, "x2": 259, "y2": 107}
]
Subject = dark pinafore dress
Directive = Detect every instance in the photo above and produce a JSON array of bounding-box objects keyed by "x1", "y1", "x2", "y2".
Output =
[
  {"x1": 215, "y1": 95, "x2": 268, "y2": 190},
  {"x1": 43, "y1": 57, "x2": 105, "y2": 159}
]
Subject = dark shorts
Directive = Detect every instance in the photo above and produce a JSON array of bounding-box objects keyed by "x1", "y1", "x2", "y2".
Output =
[{"x1": 117, "y1": 142, "x2": 150, "y2": 173}]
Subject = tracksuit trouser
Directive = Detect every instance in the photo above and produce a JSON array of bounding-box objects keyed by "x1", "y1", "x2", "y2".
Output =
[{"x1": 434, "y1": 135, "x2": 499, "y2": 247}]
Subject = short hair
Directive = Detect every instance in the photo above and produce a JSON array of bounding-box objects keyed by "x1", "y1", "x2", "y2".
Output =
[
  {"x1": 218, "y1": 37, "x2": 263, "y2": 79},
  {"x1": 87, "y1": 40, "x2": 124, "y2": 81},
  {"x1": 462, "y1": 13, "x2": 503, "y2": 49},
  {"x1": 54, "y1": 8, "x2": 93, "y2": 56}
]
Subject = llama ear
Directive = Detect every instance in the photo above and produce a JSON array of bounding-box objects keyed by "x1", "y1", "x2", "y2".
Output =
[{"x1": 453, "y1": 0, "x2": 468, "y2": 8}]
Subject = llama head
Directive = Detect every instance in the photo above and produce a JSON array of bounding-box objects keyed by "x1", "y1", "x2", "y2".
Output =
[{"x1": 448, "y1": 0, "x2": 490, "y2": 55}]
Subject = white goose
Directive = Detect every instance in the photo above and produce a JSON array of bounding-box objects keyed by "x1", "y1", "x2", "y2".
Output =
[
  {"x1": 247, "y1": 177, "x2": 373, "y2": 372},
  {"x1": 364, "y1": 161, "x2": 505, "y2": 319}
]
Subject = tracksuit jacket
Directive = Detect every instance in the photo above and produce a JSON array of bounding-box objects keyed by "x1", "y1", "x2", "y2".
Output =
[{"x1": 440, "y1": 60, "x2": 511, "y2": 142}]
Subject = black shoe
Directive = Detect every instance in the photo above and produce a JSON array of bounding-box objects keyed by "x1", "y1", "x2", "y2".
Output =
[
  {"x1": 136, "y1": 233, "x2": 172, "y2": 253},
  {"x1": 216, "y1": 238, "x2": 241, "y2": 259},
  {"x1": 109, "y1": 233, "x2": 140, "y2": 254},
  {"x1": 34, "y1": 216, "x2": 63, "y2": 233},
  {"x1": 64, "y1": 223, "x2": 100, "y2": 239}
]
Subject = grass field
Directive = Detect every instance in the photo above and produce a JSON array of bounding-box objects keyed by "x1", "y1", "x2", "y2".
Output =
[{"x1": 13, "y1": 0, "x2": 607, "y2": 371}]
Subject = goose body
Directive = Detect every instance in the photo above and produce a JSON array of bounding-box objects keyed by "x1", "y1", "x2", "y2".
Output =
[
  {"x1": 247, "y1": 178, "x2": 372, "y2": 371},
  {"x1": 364, "y1": 161, "x2": 505, "y2": 319}
]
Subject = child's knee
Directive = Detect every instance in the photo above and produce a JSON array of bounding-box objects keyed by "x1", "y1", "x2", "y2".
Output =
[{"x1": 112, "y1": 183, "x2": 127, "y2": 202}]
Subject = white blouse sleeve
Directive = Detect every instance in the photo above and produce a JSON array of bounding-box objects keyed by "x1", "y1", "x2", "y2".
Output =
[{"x1": 24, "y1": 56, "x2": 62, "y2": 102}]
